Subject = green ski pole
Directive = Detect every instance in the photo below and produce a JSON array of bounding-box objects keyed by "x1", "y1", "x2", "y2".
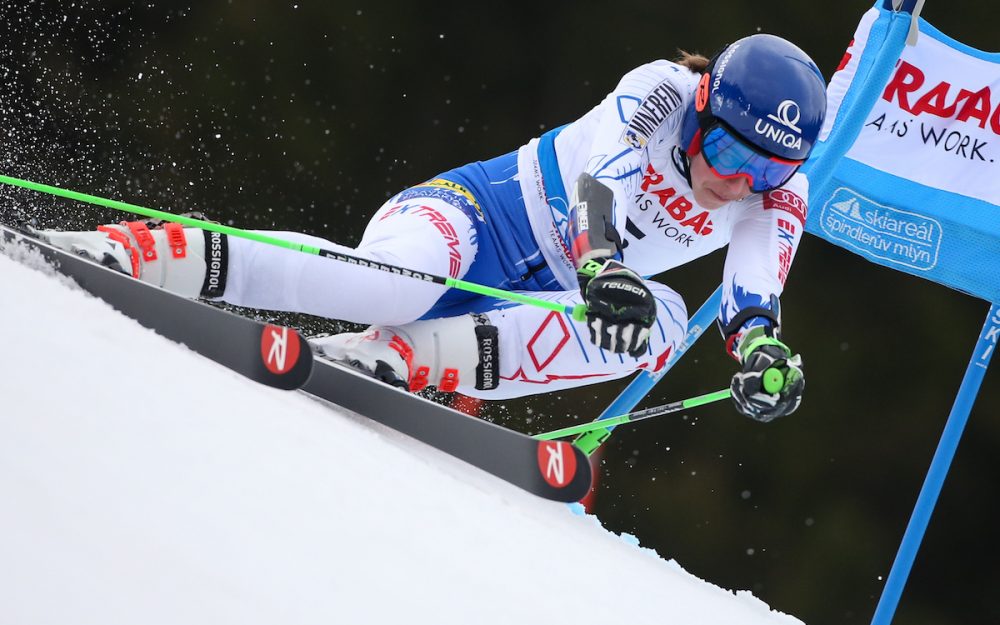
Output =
[
  {"x1": 534, "y1": 388, "x2": 733, "y2": 441},
  {"x1": 535, "y1": 368, "x2": 784, "y2": 442},
  {"x1": 0, "y1": 173, "x2": 588, "y2": 321}
]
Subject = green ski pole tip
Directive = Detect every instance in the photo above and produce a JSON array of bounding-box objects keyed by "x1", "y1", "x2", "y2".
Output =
[{"x1": 763, "y1": 368, "x2": 785, "y2": 394}]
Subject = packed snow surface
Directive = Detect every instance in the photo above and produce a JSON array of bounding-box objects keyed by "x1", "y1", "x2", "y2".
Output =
[{"x1": 0, "y1": 250, "x2": 803, "y2": 625}]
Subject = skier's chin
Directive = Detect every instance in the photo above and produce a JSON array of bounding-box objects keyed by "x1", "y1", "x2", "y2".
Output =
[{"x1": 692, "y1": 186, "x2": 727, "y2": 210}]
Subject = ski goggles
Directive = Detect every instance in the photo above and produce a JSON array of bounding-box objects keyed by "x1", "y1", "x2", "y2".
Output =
[{"x1": 699, "y1": 124, "x2": 802, "y2": 193}]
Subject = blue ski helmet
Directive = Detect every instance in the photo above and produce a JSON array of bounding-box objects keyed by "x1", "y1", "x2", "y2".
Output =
[{"x1": 681, "y1": 34, "x2": 827, "y2": 161}]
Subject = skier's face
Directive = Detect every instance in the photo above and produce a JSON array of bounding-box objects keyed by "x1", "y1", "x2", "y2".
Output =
[{"x1": 689, "y1": 151, "x2": 751, "y2": 209}]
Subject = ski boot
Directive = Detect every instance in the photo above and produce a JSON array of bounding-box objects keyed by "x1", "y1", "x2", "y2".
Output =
[
  {"x1": 312, "y1": 314, "x2": 499, "y2": 394},
  {"x1": 35, "y1": 217, "x2": 225, "y2": 298}
]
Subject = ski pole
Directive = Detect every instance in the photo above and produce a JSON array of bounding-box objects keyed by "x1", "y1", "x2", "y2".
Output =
[
  {"x1": 534, "y1": 389, "x2": 733, "y2": 440},
  {"x1": 535, "y1": 368, "x2": 784, "y2": 441},
  {"x1": 0, "y1": 173, "x2": 588, "y2": 321}
]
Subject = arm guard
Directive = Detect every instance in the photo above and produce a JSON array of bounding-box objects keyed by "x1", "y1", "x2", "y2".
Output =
[
  {"x1": 718, "y1": 294, "x2": 782, "y2": 360},
  {"x1": 568, "y1": 173, "x2": 623, "y2": 269}
]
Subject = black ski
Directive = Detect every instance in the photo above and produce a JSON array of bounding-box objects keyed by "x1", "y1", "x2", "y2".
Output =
[
  {"x1": 302, "y1": 358, "x2": 594, "y2": 502},
  {"x1": 0, "y1": 223, "x2": 313, "y2": 390},
  {"x1": 2, "y1": 222, "x2": 591, "y2": 501}
]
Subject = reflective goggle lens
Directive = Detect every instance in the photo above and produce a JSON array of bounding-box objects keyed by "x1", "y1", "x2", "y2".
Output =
[{"x1": 700, "y1": 125, "x2": 801, "y2": 193}]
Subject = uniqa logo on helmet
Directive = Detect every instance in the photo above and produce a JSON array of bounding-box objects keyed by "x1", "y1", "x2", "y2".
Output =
[{"x1": 755, "y1": 99, "x2": 804, "y2": 151}]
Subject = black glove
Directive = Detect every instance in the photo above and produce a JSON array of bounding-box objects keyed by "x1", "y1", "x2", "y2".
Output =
[
  {"x1": 731, "y1": 327, "x2": 805, "y2": 422},
  {"x1": 578, "y1": 259, "x2": 656, "y2": 357}
]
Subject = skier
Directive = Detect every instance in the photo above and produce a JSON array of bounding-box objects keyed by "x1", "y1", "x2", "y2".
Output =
[{"x1": 42, "y1": 33, "x2": 826, "y2": 422}]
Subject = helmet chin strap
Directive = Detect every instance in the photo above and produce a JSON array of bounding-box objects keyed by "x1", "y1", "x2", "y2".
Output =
[{"x1": 671, "y1": 146, "x2": 693, "y2": 187}]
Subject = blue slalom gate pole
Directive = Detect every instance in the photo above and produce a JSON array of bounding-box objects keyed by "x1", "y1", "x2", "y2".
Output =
[
  {"x1": 573, "y1": 285, "x2": 723, "y2": 454},
  {"x1": 871, "y1": 303, "x2": 1000, "y2": 625},
  {"x1": 603, "y1": 285, "x2": 723, "y2": 418}
]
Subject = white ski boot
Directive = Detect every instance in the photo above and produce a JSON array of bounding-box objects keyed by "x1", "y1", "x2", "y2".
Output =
[
  {"x1": 37, "y1": 221, "x2": 225, "y2": 298},
  {"x1": 312, "y1": 314, "x2": 499, "y2": 393}
]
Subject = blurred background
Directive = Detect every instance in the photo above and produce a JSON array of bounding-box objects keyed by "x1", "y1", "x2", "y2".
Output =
[{"x1": 1, "y1": 1, "x2": 997, "y2": 623}]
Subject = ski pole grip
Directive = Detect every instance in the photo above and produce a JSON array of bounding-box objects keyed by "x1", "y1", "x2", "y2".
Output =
[
  {"x1": 570, "y1": 303, "x2": 588, "y2": 322},
  {"x1": 763, "y1": 367, "x2": 785, "y2": 394}
]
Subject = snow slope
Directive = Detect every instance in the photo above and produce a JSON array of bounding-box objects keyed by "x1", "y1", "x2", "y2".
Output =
[{"x1": 0, "y1": 250, "x2": 803, "y2": 625}]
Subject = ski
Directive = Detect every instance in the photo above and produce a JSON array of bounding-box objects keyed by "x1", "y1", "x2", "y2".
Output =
[
  {"x1": 1, "y1": 222, "x2": 591, "y2": 501},
  {"x1": 0, "y1": 223, "x2": 313, "y2": 390},
  {"x1": 301, "y1": 357, "x2": 594, "y2": 503}
]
